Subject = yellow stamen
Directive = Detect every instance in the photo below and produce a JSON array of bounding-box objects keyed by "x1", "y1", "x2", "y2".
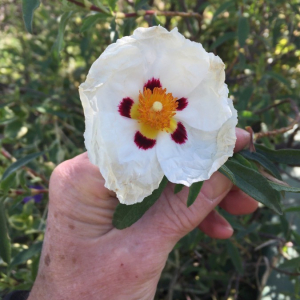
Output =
[{"x1": 138, "y1": 87, "x2": 178, "y2": 131}]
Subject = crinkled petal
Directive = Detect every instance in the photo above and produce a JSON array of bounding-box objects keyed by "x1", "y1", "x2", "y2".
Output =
[
  {"x1": 88, "y1": 112, "x2": 164, "y2": 204},
  {"x1": 131, "y1": 26, "x2": 210, "y2": 98},
  {"x1": 79, "y1": 41, "x2": 145, "y2": 113},
  {"x1": 156, "y1": 99, "x2": 237, "y2": 185},
  {"x1": 176, "y1": 53, "x2": 232, "y2": 131}
]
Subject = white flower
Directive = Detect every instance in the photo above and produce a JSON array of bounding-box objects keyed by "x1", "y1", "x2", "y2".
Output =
[{"x1": 79, "y1": 26, "x2": 237, "y2": 205}]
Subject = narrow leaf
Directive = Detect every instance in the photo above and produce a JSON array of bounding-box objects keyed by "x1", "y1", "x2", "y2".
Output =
[
  {"x1": 1, "y1": 152, "x2": 44, "y2": 181},
  {"x1": 255, "y1": 144, "x2": 300, "y2": 165},
  {"x1": 10, "y1": 241, "x2": 43, "y2": 267},
  {"x1": 80, "y1": 13, "x2": 108, "y2": 32},
  {"x1": 232, "y1": 153, "x2": 252, "y2": 168},
  {"x1": 269, "y1": 182, "x2": 300, "y2": 193},
  {"x1": 277, "y1": 257, "x2": 300, "y2": 271},
  {"x1": 219, "y1": 160, "x2": 282, "y2": 214},
  {"x1": 212, "y1": 1, "x2": 234, "y2": 21},
  {"x1": 265, "y1": 71, "x2": 290, "y2": 87},
  {"x1": 240, "y1": 149, "x2": 282, "y2": 179},
  {"x1": 0, "y1": 199, "x2": 11, "y2": 264},
  {"x1": 93, "y1": 0, "x2": 111, "y2": 14},
  {"x1": 22, "y1": 0, "x2": 40, "y2": 34},
  {"x1": 237, "y1": 17, "x2": 249, "y2": 47},
  {"x1": 187, "y1": 181, "x2": 204, "y2": 207},
  {"x1": 226, "y1": 240, "x2": 243, "y2": 274},
  {"x1": 52, "y1": 12, "x2": 73, "y2": 57},
  {"x1": 174, "y1": 184, "x2": 184, "y2": 194},
  {"x1": 113, "y1": 177, "x2": 168, "y2": 229},
  {"x1": 210, "y1": 32, "x2": 236, "y2": 50}
]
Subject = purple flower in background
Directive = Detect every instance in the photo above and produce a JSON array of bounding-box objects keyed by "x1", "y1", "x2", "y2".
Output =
[{"x1": 22, "y1": 185, "x2": 44, "y2": 204}]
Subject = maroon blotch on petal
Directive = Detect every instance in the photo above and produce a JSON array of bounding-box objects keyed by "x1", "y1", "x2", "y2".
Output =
[
  {"x1": 144, "y1": 78, "x2": 162, "y2": 92},
  {"x1": 176, "y1": 98, "x2": 188, "y2": 111},
  {"x1": 171, "y1": 122, "x2": 187, "y2": 144},
  {"x1": 118, "y1": 97, "x2": 134, "y2": 118},
  {"x1": 134, "y1": 131, "x2": 156, "y2": 150}
]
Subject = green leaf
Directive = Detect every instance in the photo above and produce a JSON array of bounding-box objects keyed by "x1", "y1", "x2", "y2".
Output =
[
  {"x1": 226, "y1": 240, "x2": 243, "y2": 274},
  {"x1": 93, "y1": 0, "x2": 111, "y2": 14},
  {"x1": 22, "y1": 0, "x2": 40, "y2": 34},
  {"x1": 237, "y1": 17, "x2": 249, "y2": 47},
  {"x1": 52, "y1": 12, "x2": 73, "y2": 58},
  {"x1": 0, "y1": 173, "x2": 16, "y2": 195},
  {"x1": 1, "y1": 151, "x2": 44, "y2": 182},
  {"x1": 232, "y1": 153, "x2": 253, "y2": 168},
  {"x1": 187, "y1": 181, "x2": 204, "y2": 207},
  {"x1": 80, "y1": 13, "x2": 108, "y2": 32},
  {"x1": 210, "y1": 32, "x2": 236, "y2": 50},
  {"x1": 264, "y1": 71, "x2": 290, "y2": 87},
  {"x1": 269, "y1": 182, "x2": 300, "y2": 193},
  {"x1": 238, "y1": 86, "x2": 253, "y2": 110},
  {"x1": 107, "y1": 0, "x2": 117, "y2": 11},
  {"x1": 174, "y1": 184, "x2": 184, "y2": 194},
  {"x1": 0, "y1": 198, "x2": 11, "y2": 264},
  {"x1": 284, "y1": 206, "x2": 300, "y2": 213},
  {"x1": 10, "y1": 241, "x2": 43, "y2": 267},
  {"x1": 277, "y1": 257, "x2": 300, "y2": 271},
  {"x1": 219, "y1": 160, "x2": 282, "y2": 214},
  {"x1": 255, "y1": 144, "x2": 300, "y2": 165},
  {"x1": 212, "y1": 1, "x2": 234, "y2": 21},
  {"x1": 240, "y1": 149, "x2": 282, "y2": 179},
  {"x1": 113, "y1": 177, "x2": 168, "y2": 229}
]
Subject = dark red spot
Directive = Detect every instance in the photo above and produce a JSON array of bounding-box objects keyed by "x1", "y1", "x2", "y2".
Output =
[
  {"x1": 176, "y1": 98, "x2": 188, "y2": 111},
  {"x1": 134, "y1": 131, "x2": 156, "y2": 150},
  {"x1": 171, "y1": 122, "x2": 187, "y2": 144},
  {"x1": 144, "y1": 78, "x2": 162, "y2": 92},
  {"x1": 121, "y1": 263, "x2": 124, "y2": 267},
  {"x1": 118, "y1": 97, "x2": 134, "y2": 118}
]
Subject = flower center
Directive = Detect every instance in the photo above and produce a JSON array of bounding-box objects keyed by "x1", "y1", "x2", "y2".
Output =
[{"x1": 137, "y1": 87, "x2": 178, "y2": 131}]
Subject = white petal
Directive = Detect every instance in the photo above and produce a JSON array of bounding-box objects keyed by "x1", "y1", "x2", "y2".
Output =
[
  {"x1": 175, "y1": 52, "x2": 232, "y2": 131},
  {"x1": 79, "y1": 40, "x2": 145, "y2": 114},
  {"x1": 156, "y1": 100, "x2": 237, "y2": 185},
  {"x1": 131, "y1": 26, "x2": 210, "y2": 98},
  {"x1": 88, "y1": 112, "x2": 164, "y2": 205}
]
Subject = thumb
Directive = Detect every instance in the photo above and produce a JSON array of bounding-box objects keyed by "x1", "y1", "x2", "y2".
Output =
[{"x1": 138, "y1": 171, "x2": 233, "y2": 244}]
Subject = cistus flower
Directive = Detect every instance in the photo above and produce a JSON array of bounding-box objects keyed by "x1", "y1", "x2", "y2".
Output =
[{"x1": 80, "y1": 26, "x2": 238, "y2": 205}]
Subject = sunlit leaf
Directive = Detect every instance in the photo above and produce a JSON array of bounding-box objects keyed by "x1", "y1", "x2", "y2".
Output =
[
  {"x1": 1, "y1": 152, "x2": 44, "y2": 182},
  {"x1": 10, "y1": 242, "x2": 43, "y2": 267},
  {"x1": 22, "y1": 0, "x2": 40, "y2": 34},
  {"x1": 212, "y1": 1, "x2": 234, "y2": 21},
  {"x1": 80, "y1": 13, "x2": 108, "y2": 32},
  {"x1": 52, "y1": 12, "x2": 73, "y2": 58}
]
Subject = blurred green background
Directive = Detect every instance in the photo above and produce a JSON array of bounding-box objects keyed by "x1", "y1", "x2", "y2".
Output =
[{"x1": 1, "y1": 0, "x2": 300, "y2": 299}]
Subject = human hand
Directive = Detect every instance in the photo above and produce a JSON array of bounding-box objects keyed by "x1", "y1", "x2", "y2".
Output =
[{"x1": 28, "y1": 128, "x2": 257, "y2": 300}]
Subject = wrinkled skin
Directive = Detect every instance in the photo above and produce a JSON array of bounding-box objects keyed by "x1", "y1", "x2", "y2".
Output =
[{"x1": 28, "y1": 128, "x2": 257, "y2": 300}]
